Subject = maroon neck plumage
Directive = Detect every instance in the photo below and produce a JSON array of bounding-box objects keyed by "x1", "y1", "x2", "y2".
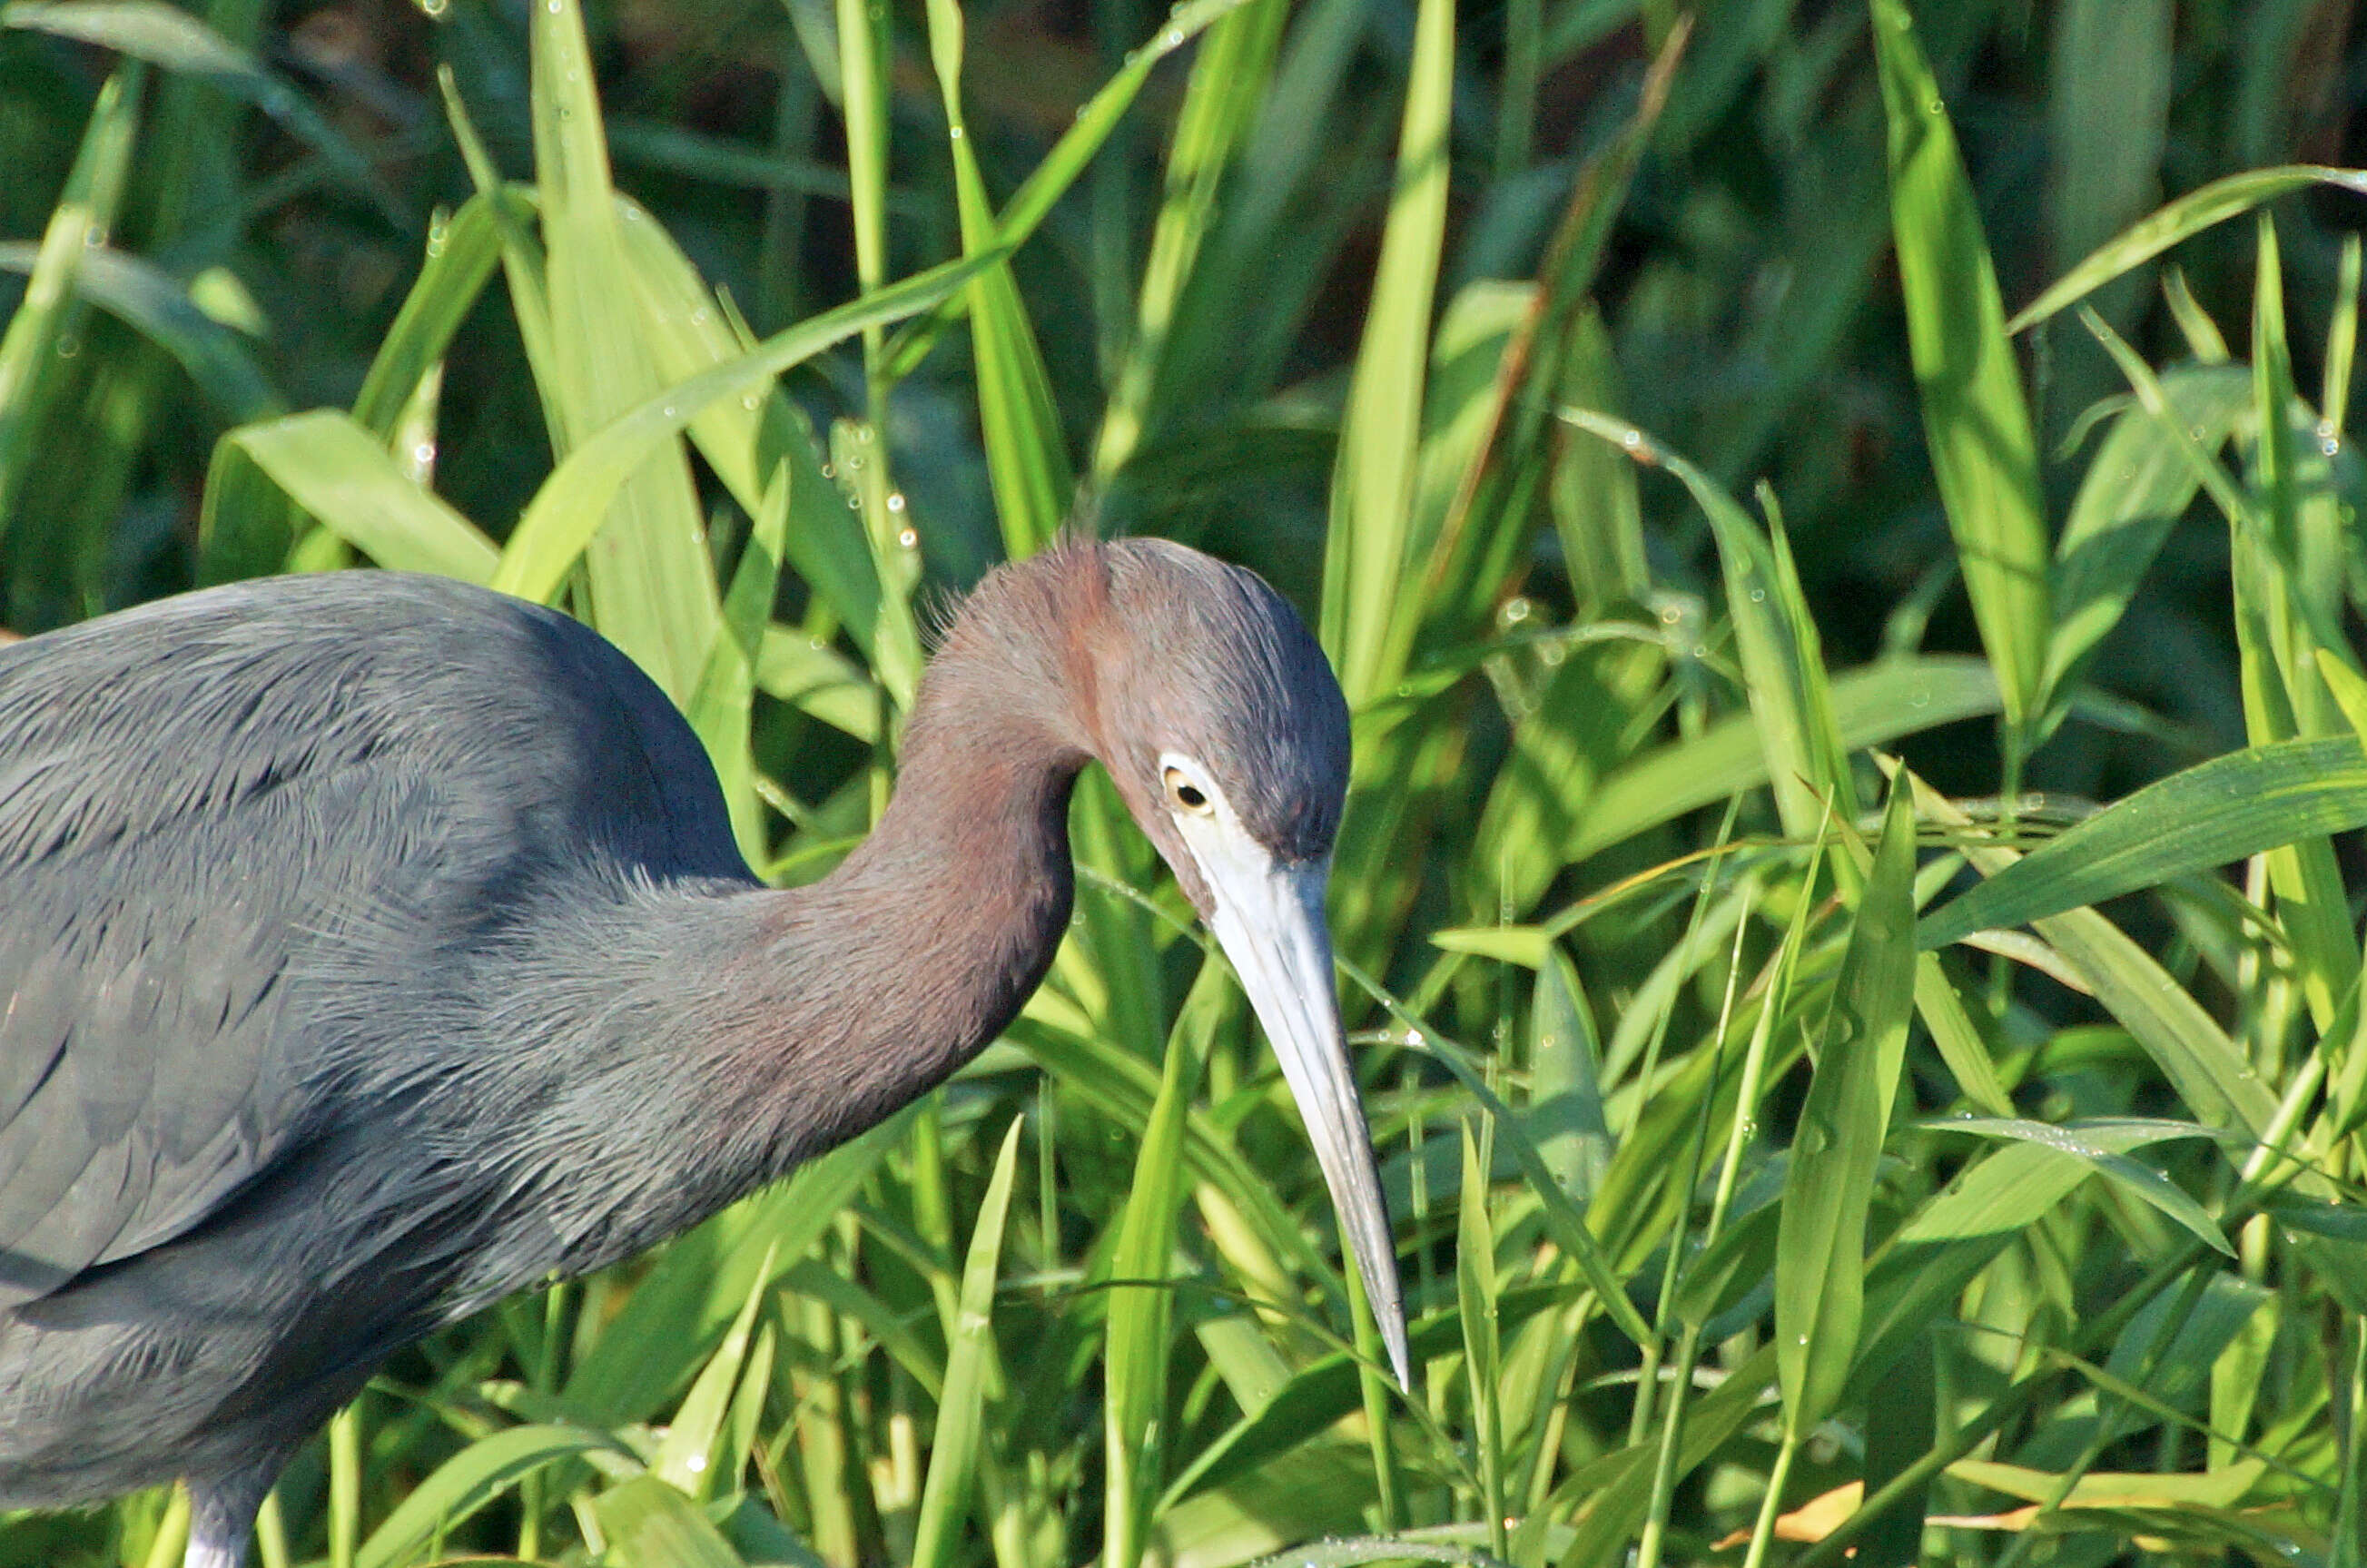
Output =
[{"x1": 682, "y1": 545, "x2": 1107, "y2": 1184}]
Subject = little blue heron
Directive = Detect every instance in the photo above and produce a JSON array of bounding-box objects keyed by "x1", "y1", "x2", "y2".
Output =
[{"x1": 0, "y1": 537, "x2": 1407, "y2": 1568}]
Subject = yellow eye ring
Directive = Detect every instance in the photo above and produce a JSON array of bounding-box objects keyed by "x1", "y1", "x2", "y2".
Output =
[{"x1": 1164, "y1": 765, "x2": 1213, "y2": 814}]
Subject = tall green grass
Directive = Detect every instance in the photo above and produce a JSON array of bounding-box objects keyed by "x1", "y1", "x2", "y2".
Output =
[{"x1": 3, "y1": 1, "x2": 2367, "y2": 1565}]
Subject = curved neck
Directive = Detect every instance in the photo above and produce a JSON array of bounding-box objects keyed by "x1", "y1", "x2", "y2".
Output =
[{"x1": 689, "y1": 648, "x2": 1090, "y2": 1179}]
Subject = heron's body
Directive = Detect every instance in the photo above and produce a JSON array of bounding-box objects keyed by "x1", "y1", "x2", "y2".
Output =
[{"x1": 0, "y1": 540, "x2": 1398, "y2": 1566}]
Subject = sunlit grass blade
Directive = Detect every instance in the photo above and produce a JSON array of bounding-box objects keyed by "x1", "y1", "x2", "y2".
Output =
[
  {"x1": 2008, "y1": 164, "x2": 2367, "y2": 334},
  {"x1": 607, "y1": 200, "x2": 892, "y2": 675},
  {"x1": 1455, "y1": 1121, "x2": 1506, "y2": 1562},
  {"x1": 1918, "y1": 735, "x2": 2367, "y2": 948},
  {"x1": 1908, "y1": 775, "x2": 2283, "y2": 1145},
  {"x1": 1869, "y1": 0, "x2": 2050, "y2": 744},
  {"x1": 1317, "y1": 0, "x2": 1451, "y2": 709},
  {"x1": 833, "y1": 0, "x2": 891, "y2": 405},
  {"x1": 919, "y1": 0, "x2": 1070, "y2": 557},
  {"x1": 2040, "y1": 365, "x2": 2252, "y2": 725},
  {"x1": 1543, "y1": 656, "x2": 2000, "y2": 867},
  {"x1": 596, "y1": 1474, "x2": 751, "y2": 1568},
  {"x1": 2240, "y1": 215, "x2": 2362, "y2": 1031},
  {"x1": 1091, "y1": 0, "x2": 1287, "y2": 478},
  {"x1": 1933, "y1": 1118, "x2": 2232, "y2": 1254},
  {"x1": 493, "y1": 253, "x2": 995, "y2": 608},
  {"x1": 883, "y1": 0, "x2": 1257, "y2": 380},
  {"x1": 352, "y1": 1425, "x2": 627, "y2": 1568},
  {"x1": 0, "y1": 66, "x2": 141, "y2": 540},
  {"x1": 686, "y1": 464, "x2": 790, "y2": 868},
  {"x1": 1774, "y1": 778, "x2": 1917, "y2": 1438},
  {"x1": 1101, "y1": 962, "x2": 1218, "y2": 1568},
  {"x1": 350, "y1": 194, "x2": 512, "y2": 439},
  {"x1": 908, "y1": 1117, "x2": 1024, "y2": 1568},
  {"x1": 531, "y1": 0, "x2": 717, "y2": 702},
  {"x1": 1399, "y1": 1028, "x2": 1652, "y2": 1347},
  {"x1": 203, "y1": 410, "x2": 499, "y2": 582},
  {"x1": 655, "y1": 1246, "x2": 776, "y2": 1495},
  {"x1": 1559, "y1": 409, "x2": 1852, "y2": 833}
]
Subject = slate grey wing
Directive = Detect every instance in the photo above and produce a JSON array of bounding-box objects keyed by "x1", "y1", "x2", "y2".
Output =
[
  {"x1": 0, "y1": 636, "x2": 352, "y2": 1314},
  {"x1": 0, "y1": 815, "x2": 301, "y2": 1309},
  {"x1": 0, "y1": 572, "x2": 748, "y2": 1317}
]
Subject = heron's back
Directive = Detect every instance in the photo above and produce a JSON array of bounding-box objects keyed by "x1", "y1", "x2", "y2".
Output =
[{"x1": 0, "y1": 572, "x2": 748, "y2": 1501}]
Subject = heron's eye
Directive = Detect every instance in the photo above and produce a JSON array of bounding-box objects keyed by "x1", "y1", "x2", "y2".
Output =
[{"x1": 1164, "y1": 766, "x2": 1213, "y2": 814}]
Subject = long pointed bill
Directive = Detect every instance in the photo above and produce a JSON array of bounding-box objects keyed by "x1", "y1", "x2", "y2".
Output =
[{"x1": 1181, "y1": 832, "x2": 1410, "y2": 1389}]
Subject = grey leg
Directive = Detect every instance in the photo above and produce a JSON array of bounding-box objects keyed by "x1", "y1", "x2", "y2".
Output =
[
  {"x1": 183, "y1": 1464, "x2": 276, "y2": 1568},
  {"x1": 183, "y1": 1520, "x2": 251, "y2": 1568}
]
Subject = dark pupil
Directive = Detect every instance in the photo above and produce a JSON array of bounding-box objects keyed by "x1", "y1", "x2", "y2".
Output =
[{"x1": 1176, "y1": 782, "x2": 1207, "y2": 809}]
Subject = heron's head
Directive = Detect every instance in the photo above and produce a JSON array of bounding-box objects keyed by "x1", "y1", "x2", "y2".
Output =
[
  {"x1": 1081, "y1": 537, "x2": 1350, "y2": 912},
  {"x1": 1073, "y1": 537, "x2": 1405, "y2": 1386}
]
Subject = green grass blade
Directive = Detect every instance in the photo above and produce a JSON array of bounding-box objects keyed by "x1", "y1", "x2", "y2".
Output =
[
  {"x1": 1410, "y1": 26, "x2": 1680, "y2": 669},
  {"x1": 1937, "y1": 1119, "x2": 2231, "y2": 1255},
  {"x1": 0, "y1": 245, "x2": 282, "y2": 427},
  {"x1": 1318, "y1": 0, "x2": 1452, "y2": 709},
  {"x1": 493, "y1": 252, "x2": 994, "y2": 607},
  {"x1": 1774, "y1": 778, "x2": 1918, "y2": 1437},
  {"x1": 655, "y1": 1244, "x2": 779, "y2": 1495},
  {"x1": 2325, "y1": 234, "x2": 2361, "y2": 431},
  {"x1": 1845, "y1": 1140, "x2": 2093, "y2": 1402},
  {"x1": 2044, "y1": 0, "x2": 2170, "y2": 304},
  {"x1": 1869, "y1": 0, "x2": 2049, "y2": 741},
  {"x1": 883, "y1": 0, "x2": 1257, "y2": 380},
  {"x1": 1532, "y1": 951, "x2": 1612, "y2": 1199},
  {"x1": 1551, "y1": 308, "x2": 1646, "y2": 612},
  {"x1": 595, "y1": 1474, "x2": 751, "y2": 1568},
  {"x1": 209, "y1": 410, "x2": 498, "y2": 581},
  {"x1": 1909, "y1": 775, "x2": 2283, "y2": 1144},
  {"x1": 1016, "y1": 1019, "x2": 1352, "y2": 1294},
  {"x1": 685, "y1": 464, "x2": 790, "y2": 867},
  {"x1": 1553, "y1": 1345, "x2": 1780, "y2": 1568},
  {"x1": 2242, "y1": 214, "x2": 2362, "y2": 1031},
  {"x1": 1102, "y1": 962, "x2": 1218, "y2": 1568},
  {"x1": 833, "y1": 0, "x2": 891, "y2": 398},
  {"x1": 920, "y1": 0, "x2": 1071, "y2": 556},
  {"x1": 607, "y1": 197, "x2": 890, "y2": 667},
  {"x1": 1919, "y1": 735, "x2": 2367, "y2": 949},
  {"x1": 1563, "y1": 656, "x2": 1999, "y2": 865},
  {"x1": 353, "y1": 1425, "x2": 626, "y2": 1568},
  {"x1": 1456, "y1": 1121, "x2": 1507, "y2": 1561},
  {"x1": 1163, "y1": 1285, "x2": 1570, "y2": 1506},
  {"x1": 351, "y1": 194, "x2": 511, "y2": 439},
  {"x1": 1405, "y1": 1032, "x2": 1653, "y2": 1347},
  {"x1": 530, "y1": 0, "x2": 717, "y2": 702},
  {"x1": 0, "y1": 66, "x2": 142, "y2": 539},
  {"x1": 2041, "y1": 365, "x2": 2254, "y2": 724},
  {"x1": 1091, "y1": 0, "x2": 1287, "y2": 478},
  {"x1": 1560, "y1": 409, "x2": 1853, "y2": 833},
  {"x1": 2008, "y1": 165, "x2": 2367, "y2": 334},
  {"x1": 908, "y1": 1117, "x2": 1025, "y2": 1568},
  {"x1": 1, "y1": 0, "x2": 404, "y2": 225},
  {"x1": 830, "y1": 414, "x2": 928, "y2": 709}
]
